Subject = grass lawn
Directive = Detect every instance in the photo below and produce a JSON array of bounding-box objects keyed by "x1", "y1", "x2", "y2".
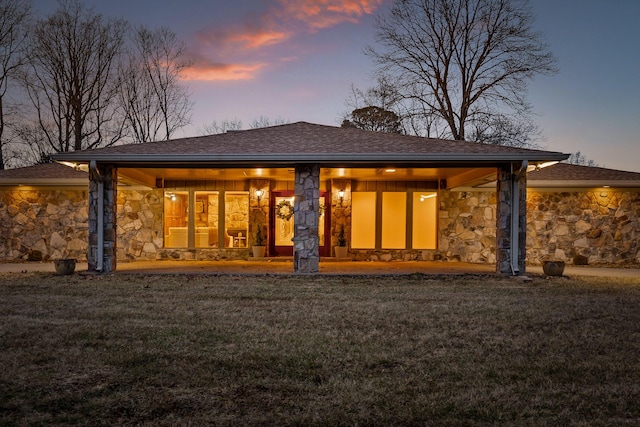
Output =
[{"x1": 1, "y1": 272, "x2": 640, "y2": 426}]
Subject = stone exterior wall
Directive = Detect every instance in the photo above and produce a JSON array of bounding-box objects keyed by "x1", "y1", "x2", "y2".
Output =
[
  {"x1": 527, "y1": 189, "x2": 640, "y2": 265},
  {"x1": 2, "y1": 183, "x2": 638, "y2": 268},
  {"x1": 438, "y1": 190, "x2": 497, "y2": 264},
  {"x1": 0, "y1": 187, "x2": 89, "y2": 261},
  {"x1": 116, "y1": 188, "x2": 164, "y2": 261},
  {"x1": 440, "y1": 188, "x2": 640, "y2": 266}
]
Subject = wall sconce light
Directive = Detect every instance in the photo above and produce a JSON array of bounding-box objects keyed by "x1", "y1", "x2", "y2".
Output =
[
  {"x1": 255, "y1": 189, "x2": 263, "y2": 204},
  {"x1": 338, "y1": 190, "x2": 345, "y2": 206}
]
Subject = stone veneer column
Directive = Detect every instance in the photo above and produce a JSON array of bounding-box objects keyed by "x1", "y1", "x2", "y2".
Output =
[
  {"x1": 496, "y1": 163, "x2": 527, "y2": 275},
  {"x1": 292, "y1": 164, "x2": 320, "y2": 273},
  {"x1": 88, "y1": 164, "x2": 117, "y2": 272}
]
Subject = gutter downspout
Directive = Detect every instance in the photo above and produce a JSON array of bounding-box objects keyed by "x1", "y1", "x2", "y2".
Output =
[
  {"x1": 510, "y1": 160, "x2": 528, "y2": 275},
  {"x1": 90, "y1": 161, "x2": 104, "y2": 272}
]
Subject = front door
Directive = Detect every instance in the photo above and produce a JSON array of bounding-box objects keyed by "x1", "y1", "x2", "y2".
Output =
[{"x1": 269, "y1": 191, "x2": 329, "y2": 256}]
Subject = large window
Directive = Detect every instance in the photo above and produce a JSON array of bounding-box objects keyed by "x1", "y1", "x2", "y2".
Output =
[
  {"x1": 351, "y1": 192, "x2": 376, "y2": 248},
  {"x1": 195, "y1": 191, "x2": 219, "y2": 248},
  {"x1": 164, "y1": 191, "x2": 189, "y2": 247},
  {"x1": 412, "y1": 192, "x2": 437, "y2": 249},
  {"x1": 225, "y1": 192, "x2": 249, "y2": 248},
  {"x1": 164, "y1": 190, "x2": 248, "y2": 248},
  {"x1": 382, "y1": 192, "x2": 407, "y2": 249},
  {"x1": 351, "y1": 190, "x2": 437, "y2": 250}
]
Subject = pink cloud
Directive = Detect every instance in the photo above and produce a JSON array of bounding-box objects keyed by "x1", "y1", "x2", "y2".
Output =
[
  {"x1": 195, "y1": 26, "x2": 291, "y2": 51},
  {"x1": 181, "y1": 0, "x2": 384, "y2": 81},
  {"x1": 276, "y1": 0, "x2": 385, "y2": 30},
  {"x1": 181, "y1": 61, "x2": 267, "y2": 81}
]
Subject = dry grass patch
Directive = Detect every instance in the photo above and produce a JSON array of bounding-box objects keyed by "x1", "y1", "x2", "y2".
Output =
[{"x1": 1, "y1": 272, "x2": 640, "y2": 425}]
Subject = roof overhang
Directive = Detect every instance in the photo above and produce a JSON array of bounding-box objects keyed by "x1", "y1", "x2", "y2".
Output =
[
  {"x1": 0, "y1": 178, "x2": 88, "y2": 186},
  {"x1": 52, "y1": 152, "x2": 569, "y2": 169},
  {"x1": 528, "y1": 180, "x2": 640, "y2": 189}
]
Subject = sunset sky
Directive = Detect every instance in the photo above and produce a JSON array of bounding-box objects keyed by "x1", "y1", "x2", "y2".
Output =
[{"x1": 33, "y1": 0, "x2": 640, "y2": 172}]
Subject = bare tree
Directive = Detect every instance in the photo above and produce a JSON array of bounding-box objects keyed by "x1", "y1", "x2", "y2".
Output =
[
  {"x1": 21, "y1": 0, "x2": 127, "y2": 153},
  {"x1": 0, "y1": 0, "x2": 31, "y2": 169},
  {"x1": 566, "y1": 151, "x2": 598, "y2": 167},
  {"x1": 119, "y1": 26, "x2": 192, "y2": 143},
  {"x1": 248, "y1": 116, "x2": 289, "y2": 129},
  {"x1": 366, "y1": 0, "x2": 556, "y2": 144},
  {"x1": 468, "y1": 109, "x2": 541, "y2": 148},
  {"x1": 198, "y1": 118, "x2": 244, "y2": 135}
]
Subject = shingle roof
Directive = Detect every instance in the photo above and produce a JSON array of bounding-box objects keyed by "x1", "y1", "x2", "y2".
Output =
[
  {"x1": 528, "y1": 163, "x2": 640, "y2": 187},
  {"x1": 52, "y1": 122, "x2": 568, "y2": 167},
  {"x1": 0, "y1": 162, "x2": 87, "y2": 184}
]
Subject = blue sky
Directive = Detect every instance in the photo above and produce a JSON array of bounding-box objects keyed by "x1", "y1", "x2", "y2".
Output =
[{"x1": 33, "y1": 0, "x2": 640, "y2": 172}]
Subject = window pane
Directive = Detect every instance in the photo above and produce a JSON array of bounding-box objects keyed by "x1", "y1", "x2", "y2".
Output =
[
  {"x1": 225, "y1": 192, "x2": 249, "y2": 248},
  {"x1": 351, "y1": 192, "x2": 376, "y2": 248},
  {"x1": 195, "y1": 192, "x2": 219, "y2": 248},
  {"x1": 382, "y1": 192, "x2": 406, "y2": 249},
  {"x1": 164, "y1": 191, "x2": 189, "y2": 248},
  {"x1": 412, "y1": 192, "x2": 437, "y2": 249},
  {"x1": 274, "y1": 196, "x2": 294, "y2": 246}
]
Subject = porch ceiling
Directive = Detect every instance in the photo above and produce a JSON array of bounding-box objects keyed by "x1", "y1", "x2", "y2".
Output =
[{"x1": 117, "y1": 166, "x2": 498, "y2": 188}]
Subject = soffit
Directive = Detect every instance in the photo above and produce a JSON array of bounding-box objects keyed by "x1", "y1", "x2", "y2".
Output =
[{"x1": 117, "y1": 166, "x2": 497, "y2": 188}]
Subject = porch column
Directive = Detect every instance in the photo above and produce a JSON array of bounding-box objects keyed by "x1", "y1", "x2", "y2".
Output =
[
  {"x1": 88, "y1": 163, "x2": 117, "y2": 273},
  {"x1": 496, "y1": 162, "x2": 527, "y2": 275},
  {"x1": 292, "y1": 164, "x2": 320, "y2": 273}
]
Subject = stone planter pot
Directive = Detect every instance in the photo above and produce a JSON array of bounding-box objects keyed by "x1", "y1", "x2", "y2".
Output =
[
  {"x1": 54, "y1": 258, "x2": 76, "y2": 275},
  {"x1": 334, "y1": 246, "x2": 348, "y2": 259},
  {"x1": 542, "y1": 260, "x2": 565, "y2": 277},
  {"x1": 252, "y1": 246, "x2": 266, "y2": 258}
]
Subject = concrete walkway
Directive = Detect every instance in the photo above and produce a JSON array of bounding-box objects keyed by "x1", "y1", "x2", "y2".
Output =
[{"x1": 0, "y1": 259, "x2": 638, "y2": 278}]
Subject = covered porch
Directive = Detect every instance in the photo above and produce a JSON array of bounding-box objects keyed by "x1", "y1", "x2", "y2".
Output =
[{"x1": 52, "y1": 122, "x2": 568, "y2": 275}]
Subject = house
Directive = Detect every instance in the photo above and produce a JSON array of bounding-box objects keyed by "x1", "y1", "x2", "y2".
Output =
[
  {"x1": 38, "y1": 121, "x2": 569, "y2": 275},
  {"x1": 4, "y1": 123, "x2": 639, "y2": 274}
]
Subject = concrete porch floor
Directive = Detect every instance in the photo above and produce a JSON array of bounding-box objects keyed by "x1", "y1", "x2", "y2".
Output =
[{"x1": 0, "y1": 259, "x2": 638, "y2": 278}]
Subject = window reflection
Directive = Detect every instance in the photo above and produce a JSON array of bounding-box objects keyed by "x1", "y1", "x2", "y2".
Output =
[
  {"x1": 164, "y1": 191, "x2": 189, "y2": 247},
  {"x1": 195, "y1": 192, "x2": 219, "y2": 247},
  {"x1": 225, "y1": 192, "x2": 249, "y2": 248}
]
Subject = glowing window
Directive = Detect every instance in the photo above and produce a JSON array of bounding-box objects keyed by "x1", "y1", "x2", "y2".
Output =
[
  {"x1": 382, "y1": 192, "x2": 406, "y2": 249},
  {"x1": 225, "y1": 192, "x2": 249, "y2": 248},
  {"x1": 164, "y1": 191, "x2": 189, "y2": 248},
  {"x1": 194, "y1": 192, "x2": 219, "y2": 248},
  {"x1": 351, "y1": 192, "x2": 376, "y2": 248},
  {"x1": 412, "y1": 192, "x2": 437, "y2": 249}
]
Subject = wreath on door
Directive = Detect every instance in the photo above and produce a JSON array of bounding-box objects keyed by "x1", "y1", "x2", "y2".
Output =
[{"x1": 275, "y1": 200, "x2": 294, "y2": 221}]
